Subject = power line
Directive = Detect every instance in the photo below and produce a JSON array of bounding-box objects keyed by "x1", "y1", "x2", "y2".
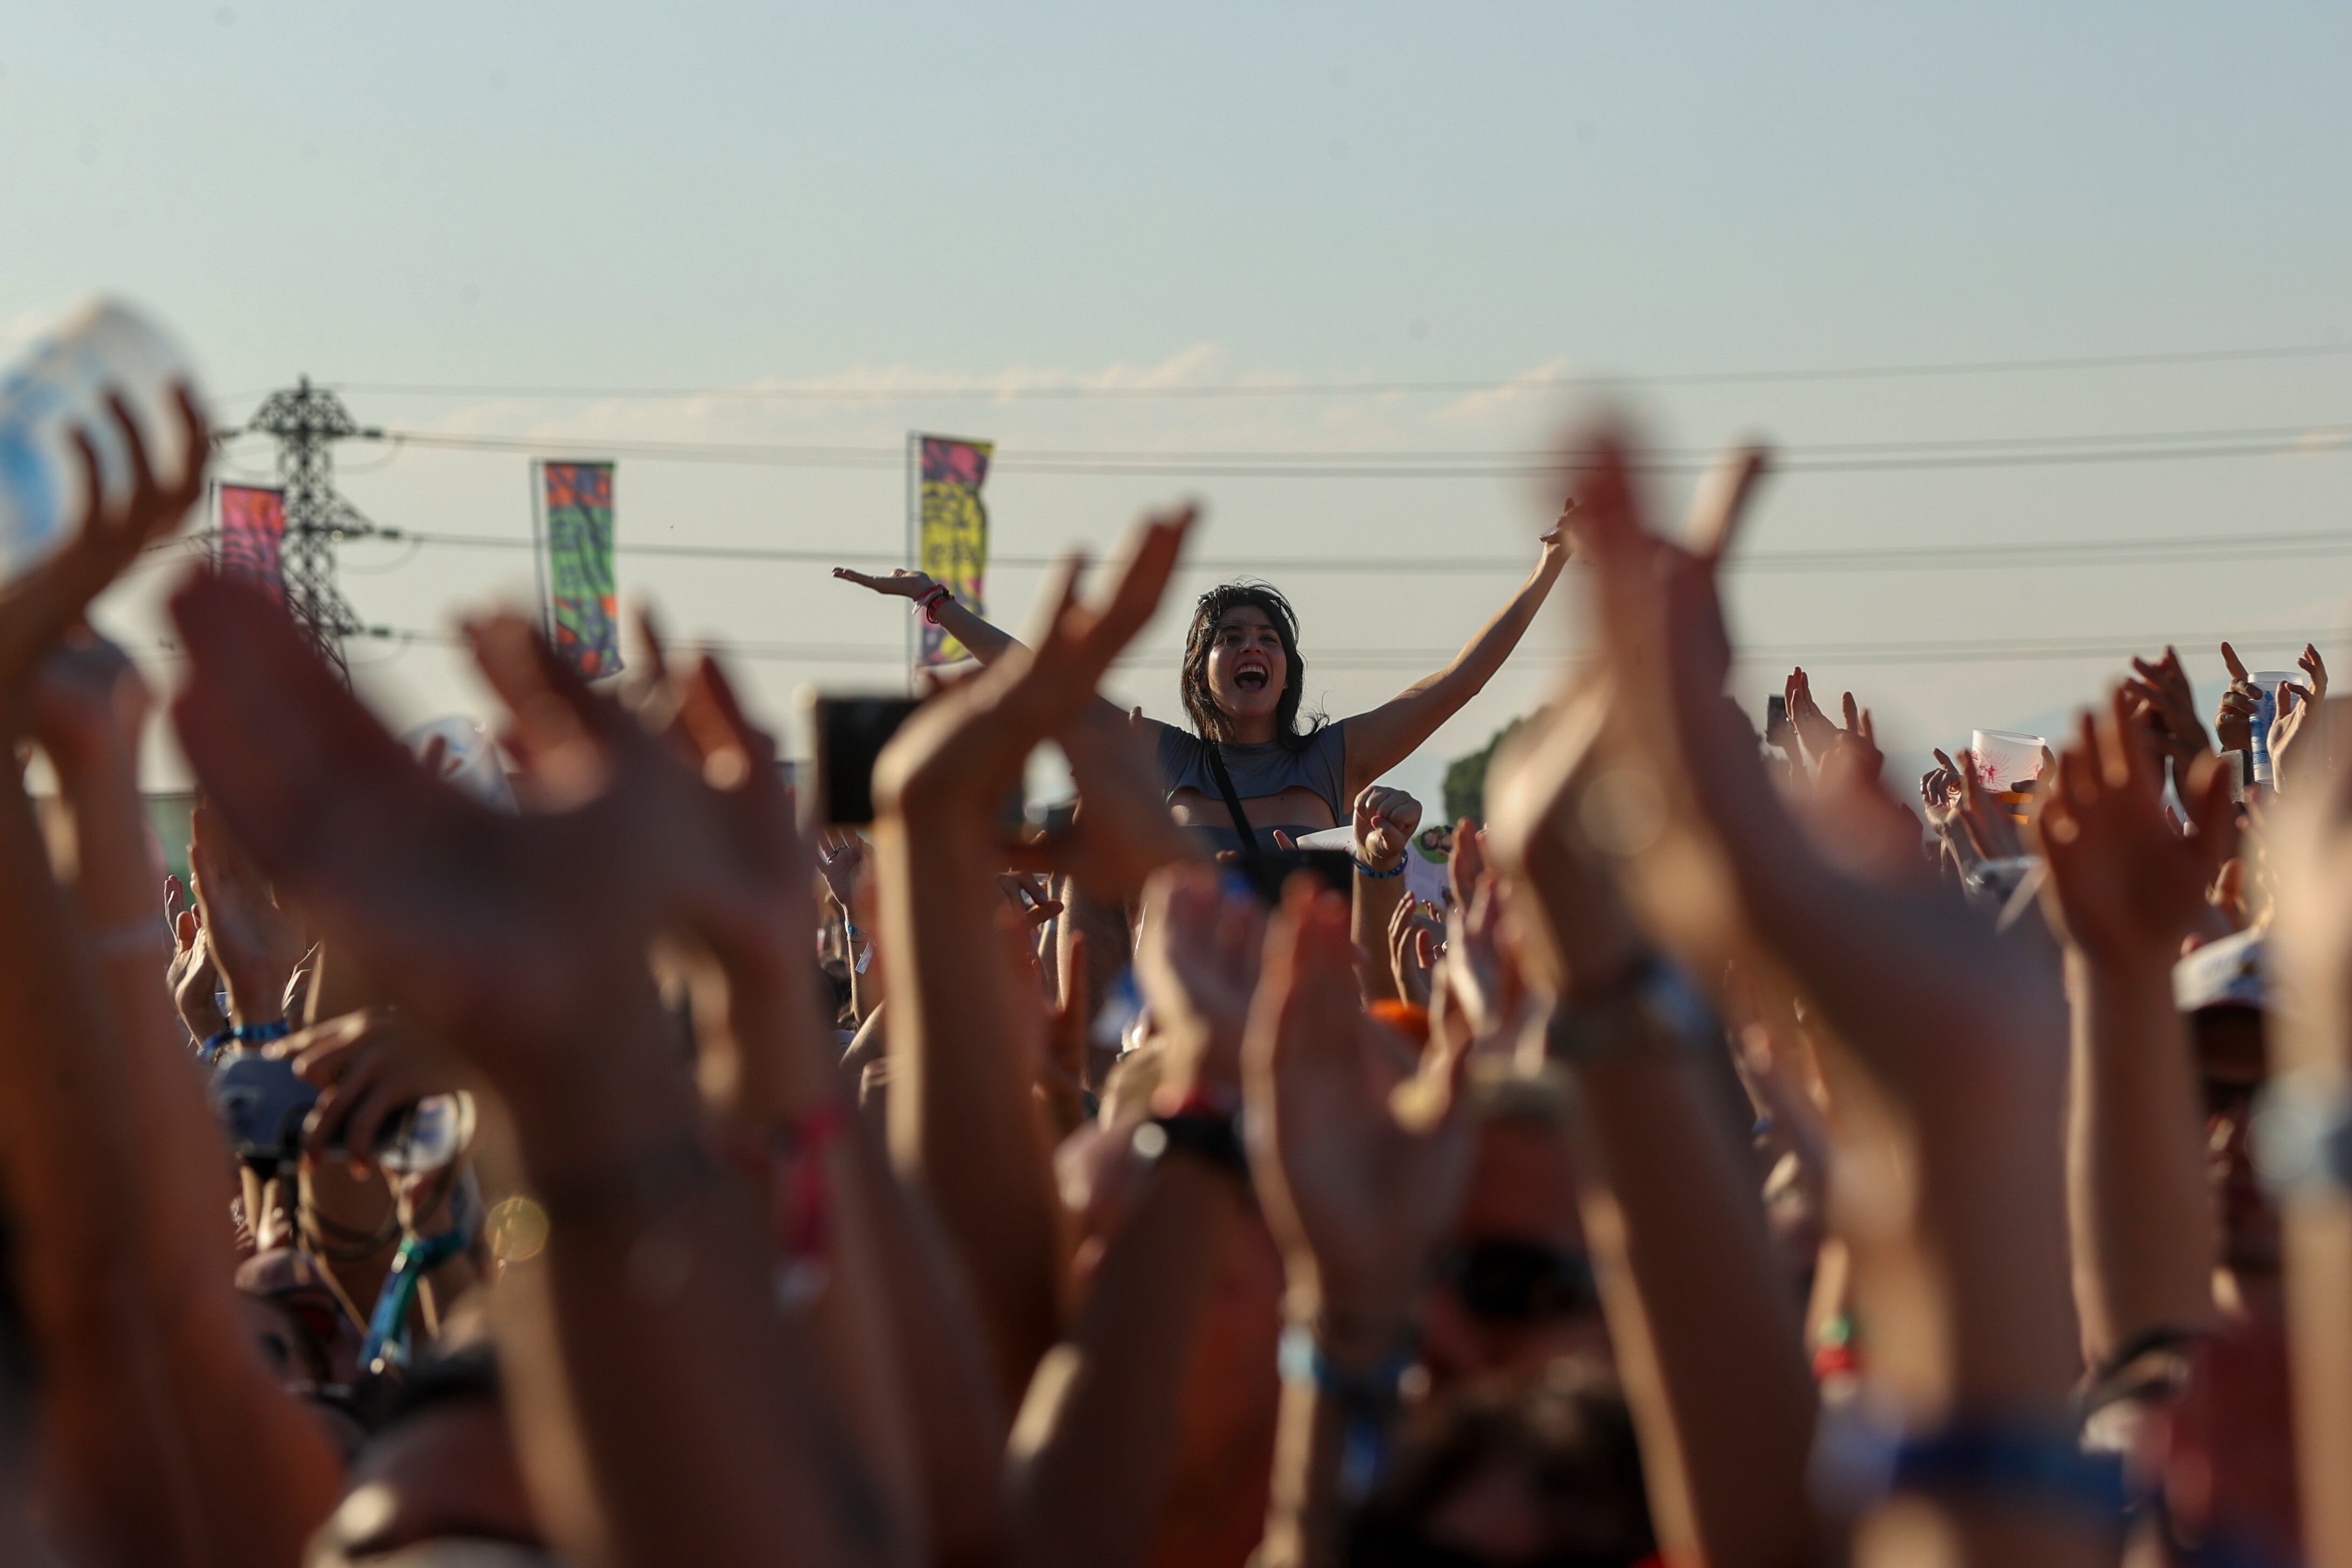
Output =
[
  {"x1": 301, "y1": 625, "x2": 2328, "y2": 672},
  {"x1": 324, "y1": 340, "x2": 2352, "y2": 404},
  {"x1": 335, "y1": 523, "x2": 2352, "y2": 578},
  {"x1": 360, "y1": 422, "x2": 2352, "y2": 479}
]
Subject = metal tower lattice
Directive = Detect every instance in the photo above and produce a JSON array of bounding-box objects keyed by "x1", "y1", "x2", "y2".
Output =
[{"x1": 241, "y1": 377, "x2": 380, "y2": 671}]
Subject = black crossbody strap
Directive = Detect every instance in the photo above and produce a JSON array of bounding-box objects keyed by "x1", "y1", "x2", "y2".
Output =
[{"x1": 1202, "y1": 741, "x2": 1263, "y2": 859}]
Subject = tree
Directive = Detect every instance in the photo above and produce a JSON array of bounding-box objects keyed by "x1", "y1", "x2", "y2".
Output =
[{"x1": 1443, "y1": 716, "x2": 1525, "y2": 826}]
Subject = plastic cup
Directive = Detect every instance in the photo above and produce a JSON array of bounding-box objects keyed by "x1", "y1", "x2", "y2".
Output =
[
  {"x1": 1969, "y1": 729, "x2": 2047, "y2": 791},
  {"x1": 0, "y1": 298, "x2": 202, "y2": 586},
  {"x1": 2252, "y1": 672, "x2": 2298, "y2": 782}
]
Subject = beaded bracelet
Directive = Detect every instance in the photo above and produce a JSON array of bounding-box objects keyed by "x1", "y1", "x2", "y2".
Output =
[{"x1": 1353, "y1": 856, "x2": 1405, "y2": 879}]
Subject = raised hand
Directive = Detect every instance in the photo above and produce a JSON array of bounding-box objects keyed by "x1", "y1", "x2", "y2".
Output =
[
  {"x1": 2127, "y1": 644, "x2": 2214, "y2": 781},
  {"x1": 816, "y1": 828, "x2": 867, "y2": 911},
  {"x1": 164, "y1": 875, "x2": 226, "y2": 1040},
  {"x1": 1243, "y1": 881, "x2": 1474, "y2": 1362},
  {"x1": 2269, "y1": 644, "x2": 2330, "y2": 792},
  {"x1": 171, "y1": 575, "x2": 782, "y2": 1083},
  {"x1": 1536, "y1": 496, "x2": 1577, "y2": 572},
  {"x1": 1438, "y1": 823, "x2": 1522, "y2": 1044},
  {"x1": 1936, "y1": 747, "x2": 2028, "y2": 864},
  {"x1": 1387, "y1": 895, "x2": 1439, "y2": 1008},
  {"x1": 1919, "y1": 756, "x2": 1964, "y2": 832},
  {"x1": 0, "y1": 388, "x2": 206, "y2": 700},
  {"x1": 1561, "y1": 420, "x2": 2082, "y2": 1412},
  {"x1": 282, "y1": 1008, "x2": 470, "y2": 1169},
  {"x1": 2036, "y1": 688, "x2": 2237, "y2": 967},
  {"x1": 2216, "y1": 641, "x2": 2262, "y2": 755},
  {"x1": 1351, "y1": 783, "x2": 1422, "y2": 874},
  {"x1": 1832, "y1": 690, "x2": 1882, "y2": 778},
  {"x1": 832, "y1": 566, "x2": 940, "y2": 600},
  {"x1": 2296, "y1": 642, "x2": 2328, "y2": 703},
  {"x1": 1782, "y1": 667, "x2": 1841, "y2": 766},
  {"x1": 1007, "y1": 702, "x2": 1201, "y2": 903},
  {"x1": 190, "y1": 800, "x2": 308, "y2": 1027},
  {"x1": 1133, "y1": 865, "x2": 1264, "y2": 1104},
  {"x1": 877, "y1": 507, "x2": 1195, "y2": 855},
  {"x1": 1483, "y1": 680, "x2": 1646, "y2": 1002}
]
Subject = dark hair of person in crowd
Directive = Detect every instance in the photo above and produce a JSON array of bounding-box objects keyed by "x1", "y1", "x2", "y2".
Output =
[
  {"x1": 1180, "y1": 581, "x2": 1324, "y2": 751},
  {"x1": 1344, "y1": 1359, "x2": 1655, "y2": 1568}
]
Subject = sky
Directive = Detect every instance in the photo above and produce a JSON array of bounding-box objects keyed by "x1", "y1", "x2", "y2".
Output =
[{"x1": 3, "y1": 1, "x2": 2349, "y2": 807}]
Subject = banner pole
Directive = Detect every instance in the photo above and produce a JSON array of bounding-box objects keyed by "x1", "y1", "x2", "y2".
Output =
[
  {"x1": 527, "y1": 459, "x2": 552, "y2": 643},
  {"x1": 904, "y1": 432, "x2": 918, "y2": 694}
]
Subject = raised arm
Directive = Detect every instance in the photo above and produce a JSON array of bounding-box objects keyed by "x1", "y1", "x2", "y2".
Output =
[
  {"x1": 1563, "y1": 426, "x2": 2107, "y2": 1568},
  {"x1": 1340, "y1": 508, "x2": 1568, "y2": 796},
  {"x1": 1008, "y1": 866, "x2": 1256, "y2": 1568},
  {"x1": 871, "y1": 512, "x2": 1194, "y2": 1400},
  {"x1": 1487, "y1": 685, "x2": 1821, "y2": 1568},
  {"x1": 833, "y1": 567, "x2": 1019, "y2": 665},
  {"x1": 171, "y1": 575, "x2": 906, "y2": 1568},
  {"x1": 0, "y1": 391, "x2": 343, "y2": 1567},
  {"x1": 2035, "y1": 692, "x2": 2234, "y2": 1365}
]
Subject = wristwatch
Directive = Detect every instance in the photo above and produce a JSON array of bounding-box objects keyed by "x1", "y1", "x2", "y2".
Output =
[{"x1": 1544, "y1": 951, "x2": 1720, "y2": 1067}]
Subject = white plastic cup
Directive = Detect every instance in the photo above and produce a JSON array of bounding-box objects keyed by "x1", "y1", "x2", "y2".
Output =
[
  {"x1": 403, "y1": 715, "x2": 517, "y2": 811},
  {"x1": 2252, "y1": 671, "x2": 2298, "y2": 782},
  {"x1": 1970, "y1": 728, "x2": 2047, "y2": 791},
  {"x1": 0, "y1": 298, "x2": 202, "y2": 585}
]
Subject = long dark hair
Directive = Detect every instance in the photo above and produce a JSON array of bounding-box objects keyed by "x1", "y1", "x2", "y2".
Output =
[{"x1": 1180, "y1": 581, "x2": 1324, "y2": 752}]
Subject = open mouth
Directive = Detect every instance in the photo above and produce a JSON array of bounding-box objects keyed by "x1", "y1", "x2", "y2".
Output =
[{"x1": 1235, "y1": 662, "x2": 1270, "y2": 692}]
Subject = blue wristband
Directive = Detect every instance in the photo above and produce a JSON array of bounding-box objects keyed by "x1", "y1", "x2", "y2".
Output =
[
  {"x1": 232, "y1": 1018, "x2": 293, "y2": 1046},
  {"x1": 1353, "y1": 856, "x2": 1405, "y2": 880},
  {"x1": 1279, "y1": 1322, "x2": 1411, "y2": 1502},
  {"x1": 1889, "y1": 1424, "x2": 2130, "y2": 1526},
  {"x1": 197, "y1": 1029, "x2": 236, "y2": 1062}
]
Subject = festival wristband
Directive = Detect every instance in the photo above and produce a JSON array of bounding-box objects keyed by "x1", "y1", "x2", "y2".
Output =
[
  {"x1": 1278, "y1": 1321, "x2": 1412, "y2": 1503},
  {"x1": 1353, "y1": 856, "x2": 1405, "y2": 879},
  {"x1": 1888, "y1": 1424, "x2": 2129, "y2": 1526}
]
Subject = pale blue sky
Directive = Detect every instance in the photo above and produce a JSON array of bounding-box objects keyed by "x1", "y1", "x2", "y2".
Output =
[{"x1": 4, "y1": 2, "x2": 2349, "y2": 803}]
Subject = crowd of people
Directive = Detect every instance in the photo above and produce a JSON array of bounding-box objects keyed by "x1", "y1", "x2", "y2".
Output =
[{"x1": 1, "y1": 387, "x2": 2348, "y2": 1568}]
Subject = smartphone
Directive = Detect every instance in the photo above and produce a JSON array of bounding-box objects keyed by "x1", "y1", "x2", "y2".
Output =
[
  {"x1": 808, "y1": 694, "x2": 922, "y2": 825},
  {"x1": 1229, "y1": 848, "x2": 1355, "y2": 906},
  {"x1": 1764, "y1": 694, "x2": 1789, "y2": 740}
]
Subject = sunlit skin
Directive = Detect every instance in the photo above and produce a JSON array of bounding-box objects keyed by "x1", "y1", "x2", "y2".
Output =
[
  {"x1": 1201, "y1": 606, "x2": 1288, "y2": 744},
  {"x1": 1167, "y1": 604, "x2": 1338, "y2": 835}
]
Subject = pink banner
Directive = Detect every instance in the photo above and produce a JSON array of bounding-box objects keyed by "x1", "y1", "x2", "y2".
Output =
[{"x1": 217, "y1": 485, "x2": 287, "y2": 600}]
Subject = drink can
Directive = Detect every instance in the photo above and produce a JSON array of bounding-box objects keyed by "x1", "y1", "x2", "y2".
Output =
[{"x1": 0, "y1": 298, "x2": 203, "y2": 584}]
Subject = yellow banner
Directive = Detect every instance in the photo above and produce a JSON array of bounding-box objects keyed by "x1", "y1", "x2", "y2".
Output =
[{"x1": 916, "y1": 436, "x2": 993, "y2": 665}]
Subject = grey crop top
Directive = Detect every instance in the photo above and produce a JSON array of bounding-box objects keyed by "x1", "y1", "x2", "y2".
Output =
[{"x1": 1152, "y1": 721, "x2": 1349, "y2": 855}]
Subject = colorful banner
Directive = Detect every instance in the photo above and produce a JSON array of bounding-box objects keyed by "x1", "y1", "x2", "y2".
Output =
[
  {"x1": 916, "y1": 436, "x2": 993, "y2": 666},
  {"x1": 215, "y1": 484, "x2": 287, "y2": 599},
  {"x1": 539, "y1": 461, "x2": 620, "y2": 678}
]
